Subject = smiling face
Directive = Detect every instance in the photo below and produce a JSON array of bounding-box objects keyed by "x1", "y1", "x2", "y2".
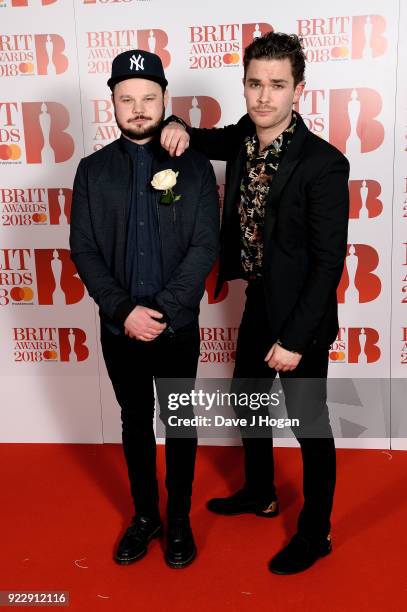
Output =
[
  {"x1": 112, "y1": 77, "x2": 168, "y2": 143},
  {"x1": 243, "y1": 57, "x2": 304, "y2": 142}
]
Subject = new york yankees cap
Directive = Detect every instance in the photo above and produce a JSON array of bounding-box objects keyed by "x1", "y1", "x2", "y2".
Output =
[{"x1": 107, "y1": 49, "x2": 168, "y2": 90}]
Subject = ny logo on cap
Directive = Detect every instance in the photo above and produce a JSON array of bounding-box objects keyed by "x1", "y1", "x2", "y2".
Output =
[{"x1": 129, "y1": 53, "x2": 145, "y2": 72}]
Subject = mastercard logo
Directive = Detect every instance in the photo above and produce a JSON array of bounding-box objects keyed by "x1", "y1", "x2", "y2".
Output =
[
  {"x1": 331, "y1": 47, "x2": 349, "y2": 59},
  {"x1": 32, "y1": 213, "x2": 48, "y2": 224},
  {"x1": 9, "y1": 287, "x2": 34, "y2": 302},
  {"x1": 43, "y1": 350, "x2": 58, "y2": 360},
  {"x1": 329, "y1": 351, "x2": 346, "y2": 361},
  {"x1": 0, "y1": 144, "x2": 21, "y2": 161},
  {"x1": 223, "y1": 53, "x2": 240, "y2": 65},
  {"x1": 19, "y1": 62, "x2": 35, "y2": 74}
]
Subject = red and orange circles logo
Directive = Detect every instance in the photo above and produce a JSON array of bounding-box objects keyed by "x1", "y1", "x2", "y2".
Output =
[{"x1": 0, "y1": 144, "x2": 21, "y2": 160}]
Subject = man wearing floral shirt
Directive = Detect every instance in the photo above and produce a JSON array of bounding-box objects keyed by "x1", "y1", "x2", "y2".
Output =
[
  {"x1": 161, "y1": 32, "x2": 349, "y2": 574},
  {"x1": 70, "y1": 49, "x2": 219, "y2": 569}
]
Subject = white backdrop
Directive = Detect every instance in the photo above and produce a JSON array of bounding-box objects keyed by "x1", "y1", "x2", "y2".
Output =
[{"x1": 0, "y1": 0, "x2": 405, "y2": 449}]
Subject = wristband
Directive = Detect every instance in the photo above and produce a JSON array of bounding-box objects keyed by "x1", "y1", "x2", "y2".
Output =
[{"x1": 164, "y1": 114, "x2": 188, "y2": 130}]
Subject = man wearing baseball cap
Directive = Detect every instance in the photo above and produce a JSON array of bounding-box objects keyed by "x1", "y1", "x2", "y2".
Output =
[{"x1": 70, "y1": 50, "x2": 219, "y2": 568}]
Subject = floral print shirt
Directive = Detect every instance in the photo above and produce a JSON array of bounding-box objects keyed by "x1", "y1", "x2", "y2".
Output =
[{"x1": 238, "y1": 112, "x2": 297, "y2": 280}]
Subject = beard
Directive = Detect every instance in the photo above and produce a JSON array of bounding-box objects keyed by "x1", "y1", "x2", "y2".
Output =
[{"x1": 115, "y1": 107, "x2": 165, "y2": 141}]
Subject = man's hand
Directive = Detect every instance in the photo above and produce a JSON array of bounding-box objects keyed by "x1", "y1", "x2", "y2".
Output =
[
  {"x1": 265, "y1": 343, "x2": 302, "y2": 372},
  {"x1": 124, "y1": 305, "x2": 167, "y2": 341},
  {"x1": 160, "y1": 122, "x2": 190, "y2": 157}
]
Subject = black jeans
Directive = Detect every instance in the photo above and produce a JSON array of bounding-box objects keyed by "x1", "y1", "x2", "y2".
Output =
[
  {"x1": 100, "y1": 320, "x2": 200, "y2": 520},
  {"x1": 232, "y1": 283, "x2": 336, "y2": 542}
]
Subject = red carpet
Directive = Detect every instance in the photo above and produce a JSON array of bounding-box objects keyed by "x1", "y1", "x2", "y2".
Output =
[{"x1": 1, "y1": 444, "x2": 406, "y2": 611}]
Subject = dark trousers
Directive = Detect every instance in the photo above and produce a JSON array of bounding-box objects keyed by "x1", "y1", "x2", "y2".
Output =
[
  {"x1": 233, "y1": 283, "x2": 336, "y2": 542},
  {"x1": 100, "y1": 320, "x2": 200, "y2": 519}
]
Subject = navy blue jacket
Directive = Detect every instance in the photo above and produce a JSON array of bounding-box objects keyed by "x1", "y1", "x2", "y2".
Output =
[{"x1": 70, "y1": 137, "x2": 219, "y2": 331}]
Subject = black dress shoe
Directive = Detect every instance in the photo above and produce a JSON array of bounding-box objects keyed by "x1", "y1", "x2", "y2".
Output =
[
  {"x1": 114, "y1": 516, "x2": 162, "y2": 565},
  {"x1": 269, "y1": 533, "x2": 332, "y2": 575},
  {"x1": 207, "y1": 488, "x2": 279, "y2": 518},
  {"x1": 165, "y1": 518, "x2": 197, "y2": 569}
]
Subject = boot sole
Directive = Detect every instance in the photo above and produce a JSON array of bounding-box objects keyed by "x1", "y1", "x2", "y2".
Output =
[
  {"x1": 164, "y1": 546, "x2": 197, "y2": 569},
  {"x1": 114, "y1": 525, "x2": 162, "y2": 565}
]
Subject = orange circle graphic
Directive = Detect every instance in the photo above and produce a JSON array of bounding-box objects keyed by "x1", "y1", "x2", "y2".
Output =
[
  {"x1": 22, "y1": 287, "x2": 34, "y2": 301},
  {"x1": 331, "y1": 47, "x2": 349, "y2": 59},
  {"x1": 43, "y1": 350, "x2": 58, "y2": 360},
  {"x1": 8, "y1": 144, "x2": 21, "y2": 160},
  {"x1": 231, "y1": 53, "x2": 240, "y2": 64}
]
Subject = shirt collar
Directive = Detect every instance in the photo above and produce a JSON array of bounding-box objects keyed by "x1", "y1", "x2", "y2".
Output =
[
  {"x1": 245, "y1": 111, "x2": 298, "y2": 159},
  {"x1": 119, "y1": 134, "x2": 155, "y2": 158}
]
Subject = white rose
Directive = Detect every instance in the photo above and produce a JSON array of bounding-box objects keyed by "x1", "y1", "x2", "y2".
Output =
[{"x1": 151, "y1": 169, "x2": 178, "y2": 191}]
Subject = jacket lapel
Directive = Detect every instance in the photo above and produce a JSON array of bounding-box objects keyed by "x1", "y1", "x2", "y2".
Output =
[{"x1": 264, "y1": 115, "x2": 309, "y2": 235}]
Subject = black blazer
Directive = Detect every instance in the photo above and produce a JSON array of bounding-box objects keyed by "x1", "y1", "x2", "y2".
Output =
[
  {"x1": 70, "y1": 137, "x2": 219, "y2": 331},
  {"x1": 188, "y1": 113, "x2": 350, "y2": 353}
]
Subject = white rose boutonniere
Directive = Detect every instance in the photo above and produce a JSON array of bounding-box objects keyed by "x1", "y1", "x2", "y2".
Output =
[{"x1": 151, "y1": 169, "x2": 181, "y2": 204}]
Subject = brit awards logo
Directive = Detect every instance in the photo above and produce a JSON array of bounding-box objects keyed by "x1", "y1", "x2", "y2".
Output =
[
  {"x1": 188, "y1": 22, "x2": 274, "y2": 69},
  {"x1": 200, "y1": 327, "x2": 238, "y2": 364},
  {"x1": 294, "y1": 87, "x2": 384, "y2": 155},
  {"x1": 349, "y1": 180, "x2": 383, "y2": 219},
  {"x1": 297, "y1": 14, "x2": 387, "y2": 62},
  {"x1": 0, "y1": 248, "x2": 84, "y2": 306},
  {"x1": 0, "y1": 101, "x2": 74, "y2": 164},
  {"x1": 329, "y1": 327, "x2": 381, "y2": 364},
  {"x1": 0, "y1": 188, "x2": 71, "y2": 226},
  {"x1": 337, "y1": 244, "x2": 381, "y2": 304},
  {"x1": 12, "y1": 327, "x2": 89, "y2": 363},
  {"x1": 0, "y1": 34, "x2": 68, "y2": 76},
  {"x1": 86, "y1": 28, "x2": 170, "y2": 74}
]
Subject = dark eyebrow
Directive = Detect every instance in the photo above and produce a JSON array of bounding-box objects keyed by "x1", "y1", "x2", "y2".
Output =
[{"x1": 246, "y1": 78, "x2": 288, "y2": 84}]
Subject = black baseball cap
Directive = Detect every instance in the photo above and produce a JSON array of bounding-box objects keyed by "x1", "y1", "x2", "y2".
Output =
[{"x1": 107, "y1": 49, "x2": 168, "y2": 90}]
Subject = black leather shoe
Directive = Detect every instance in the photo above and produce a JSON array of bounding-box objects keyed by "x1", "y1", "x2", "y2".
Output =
[
  {"x1": 165, "y1": 518, "x2": 196, "y2": 569},
  {"x1": 114, "y1": 516, "x2": 162, "y2": 565},
  {"x1": 269, "y1": 533, "x2": 332, "y2": 575},
  {"x1": 207, "y1": 488, "x2": 279, "y2": 518}
]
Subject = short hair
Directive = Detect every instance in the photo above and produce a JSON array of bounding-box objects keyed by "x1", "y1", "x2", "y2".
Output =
[{"x1": 243, "y1": 32, "x2": 306, "y2": 86}]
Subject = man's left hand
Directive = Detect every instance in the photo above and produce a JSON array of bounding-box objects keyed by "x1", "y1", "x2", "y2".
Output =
[{"x1": 265, "y1": 343, "x2": 302, "y2": 372}]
